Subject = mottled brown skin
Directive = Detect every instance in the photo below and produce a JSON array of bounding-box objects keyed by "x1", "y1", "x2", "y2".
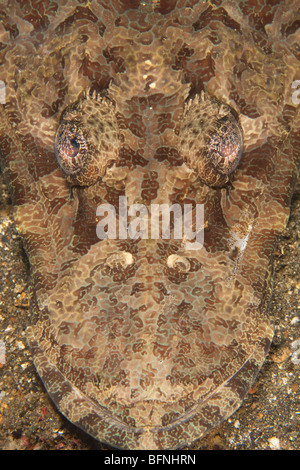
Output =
[{"x1": 0, "y1": 0, "x2": 299, "y2": 450}]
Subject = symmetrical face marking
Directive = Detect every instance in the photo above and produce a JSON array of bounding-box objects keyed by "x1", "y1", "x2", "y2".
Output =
[
  {"x1": 56, "y1": 91, "x2": 243, "y2": 189},
  {"x1": 0, "y1": 0, "x2": 299, "y2": 450}
]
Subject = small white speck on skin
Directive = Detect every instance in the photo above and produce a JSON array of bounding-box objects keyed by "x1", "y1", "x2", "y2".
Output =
[
  {"x1": 291, "y1": 316, "x2": 300, "y2": 325},
  {"x1": 268, "y1": 437, "x2": 280, "y2": 450},
  {"x1": 124, "y1": 252, "x2": 134, "y2": 266},
  {"x1": 234, "y1": 420, "x2": 240, "y2": 429}
]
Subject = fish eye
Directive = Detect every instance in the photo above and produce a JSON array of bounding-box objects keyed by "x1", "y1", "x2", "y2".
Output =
[
  {"x1": 179, "y1": 93, "x2": 244, "y2": 187},
  {"x1": 54, "y1": 94, "x2": 120, "y2": 186}
]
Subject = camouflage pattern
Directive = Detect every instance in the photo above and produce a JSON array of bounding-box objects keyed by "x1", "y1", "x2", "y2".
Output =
[{"x1": 0, "y1": 0, "x2": 299, "y2": 450}]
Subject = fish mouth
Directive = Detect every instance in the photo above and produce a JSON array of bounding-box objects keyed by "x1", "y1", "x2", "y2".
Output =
[{"x1": 27, "y1": 321, "x2": 272, "y2": 450}]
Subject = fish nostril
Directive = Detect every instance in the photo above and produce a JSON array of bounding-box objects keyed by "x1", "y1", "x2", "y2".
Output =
[
  {"x1": 166, "y1": 254, "x2": 191, "y2": 273},
  {"x1": 106, "y1": 251, "x2": 134, "y2": 269}
]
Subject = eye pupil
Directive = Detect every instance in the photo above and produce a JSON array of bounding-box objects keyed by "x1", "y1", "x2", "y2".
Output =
[
  {"x1": 69, "y1": 138, "x2": 80, "y2": 157},
  {"x1": 55, "y1": 122, "x2": 87, "y2": 178}
]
